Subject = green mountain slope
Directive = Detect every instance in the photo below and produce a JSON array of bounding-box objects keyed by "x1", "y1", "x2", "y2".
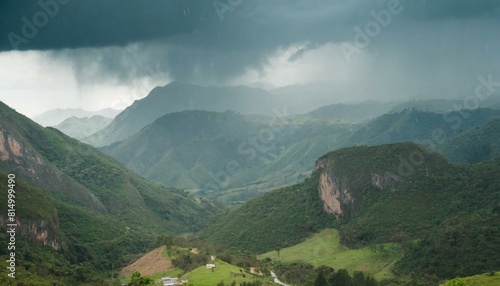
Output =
[
  {"x1": 390, "y1": 99, "x2": 462, "y2": 113},
  {"x1": 0, "y1": 101, "x2": 215, "y2": 231},
  {"x1": 221, "y1": 123, "x2": 352, "y2": 202},
  {"x1": 445, "y1": 271, "x2": 500, "y2": 286},
  {"x1": 204, "y1": 171, "x2": 336, "y2": 253},
  {"x1": 102, "y1": 110, "x2": 353, "y2": 203},
  {"x1": 395, "y1": 158, "x2": 500, "y2": 280},
  {"x1": 346, "y1": 108, "x2": 500, "y2": 147},
  {"x1": 180, "y1": 259, "x2": 274, "y2": 285},
  {"x1": 204, "y1": 143, "x2": 445, "y2": 252},
  {"x1": 437, "y1": 118, "x2": 500, "y2": 163},
  {"x1": 53, "y1": 115, "x2": 113, "y2": 139},
  {"x1": 389, "y1": 96, "x2": 500, "y2": 113},
  {"x1": 204, "y1": 143, "x2": 500, "y2": 280},
  {"x1": 102, "y1": 110, "x2": 265, "y2": 191},
  {"x1": 258, "y1": 229, "x2": 402, "y2": 280},
  {"x1": 295, "y1": 101, "x2": 397, "y2": 122},
  {"x1": 0, "y1": 101, "x2": 217, "y2": 284},
  {"x1": 85, "y1": 82, "x2": 396, "y2": 148},
  {"x1": 84, "y1": 82, "x2": 288, "y2": 147}
]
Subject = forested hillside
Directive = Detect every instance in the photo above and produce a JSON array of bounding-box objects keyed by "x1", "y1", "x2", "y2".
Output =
[
  {"x1": 204, "y1": 143, "x2": 500, "y2": 282},
  {"x1": 0, "y1": 102, "x2": 218, "y2": 284}
]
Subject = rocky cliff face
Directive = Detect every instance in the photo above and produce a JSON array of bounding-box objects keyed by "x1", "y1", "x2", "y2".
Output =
[
  {"x1": 0, "y1": 129, "x2": 64, "y2": 251},
  {"x1": 315, "y1": 157, "x2": 353, "y2": 219},
  {"x1": 0, "y1": 128, "x2": 58, "y2": 194},
  {"x1": 0, "y1": 129, "x2": 47, "y2": 172},
  {"x1": 314, "y1": 156, "x2": 403, "y2": 220},
  {"x1": 318, "y1": 170, "x2": 353, "y2": 219},
  {"x1": 0, "y1": 215, "x2": 63, "y2": 251}
]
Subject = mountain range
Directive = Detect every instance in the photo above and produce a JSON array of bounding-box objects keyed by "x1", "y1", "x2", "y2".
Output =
[
  {"x1": 100, "y1": 109, "x2": 354, "y2": 203},
  {"x1": 346, "y1": 108, "x2": 500, "y2": 147},
  {"x1": 438, "y1": 117, "x2": 500, "y2": 164},
  {"x1": 1, "y1": 84, "x2": 500, "y2": 285},
  {"x1": 99, "y1": 98, "x2": 500, "y2": 205},
  {"x1": 83, "y1": 82, "x2": 390, "y2": 147}
]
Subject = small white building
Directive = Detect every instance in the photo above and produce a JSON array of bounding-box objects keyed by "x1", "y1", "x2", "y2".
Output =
[
  {"x1": 206, "y1": 263, "x2": 216, "y2": 269},
  {"x1": 162, "y1": 277, "x2": 178, "y2": 286},
  {"x1": 161, "y1": 277, "x2": 188, "y2": 286}
]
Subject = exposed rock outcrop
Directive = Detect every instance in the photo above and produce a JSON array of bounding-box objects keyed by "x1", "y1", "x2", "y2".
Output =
[
  {"x1": 8, "y1": 136, "x2": 22, "y2": 156},
  {"x1": 0, "y1": 130, "x2": 22, "y2": 161},
  {"x1": 316, "y1": 153, "x2": 405, "y2": 219},
  {"x1": 0, "y1": 130, "x2": 9, "y2": 160},
  {"x1": 0, "y1": 128, "x2": 47, "y2": 169},
  {"x1": 0, "y1": 216, "x2": 63, "y2": 251},
  {"x1": 318, "y1": 169, "x2": 353, "y2": 219},
  {"x1": 314, "y1": 156, "x2": 331, "y2": 171}
]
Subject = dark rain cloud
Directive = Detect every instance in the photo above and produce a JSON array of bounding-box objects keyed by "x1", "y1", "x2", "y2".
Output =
[
  {"x1": 0, "y1": 0, "x2": 204, "y2": 50},
  {"x1": 1, "y1": 0, "x2": 500, "y2": 86}
]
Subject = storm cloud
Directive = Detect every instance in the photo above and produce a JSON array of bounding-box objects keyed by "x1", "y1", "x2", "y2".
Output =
[{"x1": 1, "y1": 0, "x2": 500, "y2": 111}]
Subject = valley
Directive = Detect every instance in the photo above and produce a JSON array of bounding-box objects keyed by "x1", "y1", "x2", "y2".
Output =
[{"x1": 91, "y1": 87, "x2": 500, "y2": 207}]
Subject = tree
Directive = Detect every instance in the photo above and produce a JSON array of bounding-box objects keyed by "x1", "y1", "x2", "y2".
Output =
[
  {"x1": 317, "y1": 265, "x2": 335, "y2": 280},
  {"x1": 352, "y1": 271, "x2": 365, "y2": 286},
  {"x1": 314, "y1": 272, "x2": 328, "y2": 286},
  {"x1": 365, "y1": 275, "x2": 379, "y2": 286},
  {"x1": 443, "y1": 277, "x2": 467, "y2": 286},
  {"x1": 330, "y1": 269, "x2": 352, "y2": 286},
  {"x1": 156, "y1": 234, "x2": 173, "y2": 247},
  {"x1": 128, "y1": 271, "x2": 154, "y2": 286}
]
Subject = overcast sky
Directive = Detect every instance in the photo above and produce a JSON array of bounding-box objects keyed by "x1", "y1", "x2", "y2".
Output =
[{"x1": 1, "y1": 0, "x2": 499, "y2": 117}]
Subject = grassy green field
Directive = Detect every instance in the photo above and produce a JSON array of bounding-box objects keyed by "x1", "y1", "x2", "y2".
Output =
[
  {"x1": 180, "y1": 259, "x2": 274, "y2": 286},
  {"x1": 445, "y1": 272, "x2": 500, "y2": 286},
  {"x1": 257, "y1": 229, "x2": 402, "y2": 281}
]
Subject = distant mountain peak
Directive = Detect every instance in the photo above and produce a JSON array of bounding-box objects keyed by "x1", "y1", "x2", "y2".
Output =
[{"x1": 32, "y1": 107, "x2": 122, "y2": 127}]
